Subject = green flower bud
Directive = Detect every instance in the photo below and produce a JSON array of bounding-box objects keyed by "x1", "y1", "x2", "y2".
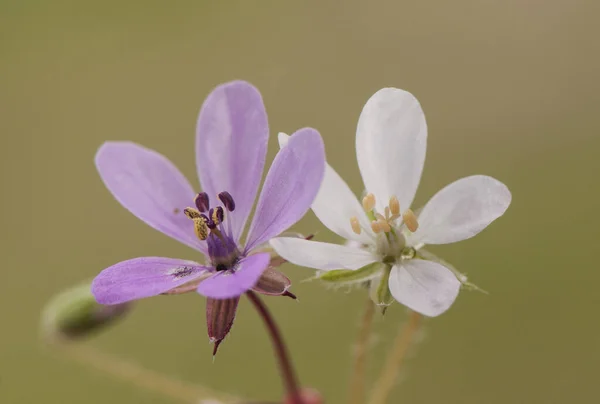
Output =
[{"x1": 41, "y1": 282, "x2": 131, "y2": 341}]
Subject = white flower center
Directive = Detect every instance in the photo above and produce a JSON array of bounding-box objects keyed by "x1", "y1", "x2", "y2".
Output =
[{"x1": 349, "y1": 193, "x2": 420, "y2": 264}]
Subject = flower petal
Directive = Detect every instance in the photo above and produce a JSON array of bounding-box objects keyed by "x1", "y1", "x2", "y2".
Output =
[
  {"x1": 279, "y1": 132, "x2": 373, "y2": 243},
  {"x1": 388, "y1": 259, "x2": 460, "y2": 317},
  {"x1": 196, "y1": 253, "x2": 270, "y2": 299},
  {"x1": 245, "y1": 128, "x2": 325, "y2": 251},
  {"x1": 356, "y1": 88, "x2": 427, "y2": 212},
  {"x1": 196, "y1": 81, "x2": 269, "y2": 242},
  {"x1": 409, "y1": 175, "x2": 512, "y2": 245},
  {"x1": 91, "y1": 257, "x2": 209, "y2": 305},
  {"x1": 270, "y1": 237, "x2": 378, "y2": 271},
  {"x1": 95, "y1": 142, "x2": 206, "y2": 253}
]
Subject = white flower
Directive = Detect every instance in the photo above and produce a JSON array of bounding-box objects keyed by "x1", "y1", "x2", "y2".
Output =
[{"x1": 271, "y1": 88, "x2": 512, "y2": 317}]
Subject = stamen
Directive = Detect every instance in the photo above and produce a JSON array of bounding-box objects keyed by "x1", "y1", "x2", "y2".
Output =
[
  {"x1": 389, "y1": 196, "x2": 400, "y2": 216},
  {"x1": 218, "y1": 192, "x2": 235, "y2": 212},
  {"x1": 371, "y1": 221, "x2": 382, "y2": 234},
  {"x1": 402, "y1": 209, "x2": 419, "y2": 232},
  {"x1": 362, "y1": 193, "x2": 376, "y2": 212},
  {"x1": 184, "y1": 207, "x2": 202, "y2": 219},
  {"x1": 210, "y1": 207, "x2": 224, "y2": 226},
  {"x1": 350, "y1": 216, "x2": 361, "y2": 235},
  {"x1": 378, "y1": 219, "x2": 391, "y2": 233},
  {"x1": 375, "y1": 213, "x2": 386, "y2": 222},
  {"x1": 384, "y1": 206, "x2": 390, "y2": 219},
  {"x1": 195, "y1": 192, "x2": 210, "y2": 212},
  {"x1": 193, "y1": 218, "x2": 209, "y2": 240}
]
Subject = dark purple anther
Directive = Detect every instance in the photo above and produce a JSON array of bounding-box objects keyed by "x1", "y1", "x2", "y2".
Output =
[
  {"x1": 195, "y1": 192, "x2": 210, "y2": 212},
  {"x1": 218, "y1": 191, "x2": 235, "y2": 212}
]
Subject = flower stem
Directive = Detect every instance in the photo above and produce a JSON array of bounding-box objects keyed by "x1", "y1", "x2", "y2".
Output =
[
  {"x1": 367, "y1": 311, "x2": 422, "y2": 404},
  {"x1": 54, "y1": 342, "x2": 236, "y2": 403},
  {"x1": 348, "y1": 297, "x2": 376, "y2": 404},
  {"x1": 246, "y1": 290, "x2": 302, "y2": 404}
]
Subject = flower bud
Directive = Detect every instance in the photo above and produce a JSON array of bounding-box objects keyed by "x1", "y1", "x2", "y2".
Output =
[
  {"x1": 206, "y1": 297, "x2": 239, "y2": 356},
  {"x1": 41, "y1": 282, "x2": 131, "y2": 341}
]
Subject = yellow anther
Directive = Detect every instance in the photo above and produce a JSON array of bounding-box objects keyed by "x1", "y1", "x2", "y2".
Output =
[
  {"x1": 362, "y1": 193, "x2": 376, "y2": 212},
  {"x1": 370, "y1": 220, "x2": 382, "y2": 234},
  {"x1": 378, "y1": 219, "x2": 391, "y2": 233},
  {"x1": 211, "y1": 207, "x2": 224, "y2": 226},
  {"x1": 350, "y1": 216, "x2": 361, "y2": 235},
  {"x1": 384, "y1": 206, "x2": 390, "y2": 219},
  {"x1": 184, "y1": 207, "x2": 202, "y2": 219},
  {"x1": 193, "y1": 218, "x2": 209, "y2": 240},
  {"x1": 402, "y1": 209, "x2": 419, "y2": 232},
  {"x1": 389, "y1": 196, "x2": 400, "y2": 216}
]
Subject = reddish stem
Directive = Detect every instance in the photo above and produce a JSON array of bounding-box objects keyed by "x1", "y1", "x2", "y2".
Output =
[{"x1": 246, "y1": 290, "x2": 302, "y2": 404}]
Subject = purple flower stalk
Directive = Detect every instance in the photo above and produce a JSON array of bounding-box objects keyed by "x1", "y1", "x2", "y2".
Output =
[{"x1": 91, "y1": 81, "x2": 325, "y2": 352}]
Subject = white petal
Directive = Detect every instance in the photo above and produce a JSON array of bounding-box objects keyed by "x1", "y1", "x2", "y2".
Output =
[
  {"x1": 356, "y1": 88, "x2": 427, "y2": 213},
  {"x1": 278, "y1": 132, "x2": 373, "y2": 243},
  {"x1": 269, "y1": 237, "x2": 378, "y2": 271},
  {"x1": 278, "y1": 132, "x2": 290, "y2": 147},
  {"x1": 409, "y1": 175, "x2": 511, "y2": 245},
  {"x1": 389, "y1": 260, "x2": 460, "y2": 317}
]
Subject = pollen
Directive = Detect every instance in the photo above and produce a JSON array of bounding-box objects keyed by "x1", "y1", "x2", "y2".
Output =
[
  {"x1": 184, "y1": 207, "x2": 202, "y2": 219},
  {"x1": 362, "y1": 193, "x2": 376, "y2": 212},
  {"x1": 350, "y1": 216, "x2": 361, "y2": 234},
  {"x1": 211, "y1": 207, "x2": 224, "y2": 226},
  {"x1": 402, "y1": 209, "x2": 419, "y2": 232},
  {"x1": 193, "y1": 217, "x2": 209, "y2": 240}
]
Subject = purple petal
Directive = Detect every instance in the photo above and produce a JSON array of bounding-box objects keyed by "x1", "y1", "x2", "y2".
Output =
[
  {"x1": 91, "y1": 257, "x2": 210, "y2": 305},
  {"x1": 196, "y1": 81, "x2": 269, "y2": 242},
  {"x1": 196, "y1": 253, "x2": 270, "y2": 299},
  {"x1": 245, "y1": 128, "x2": 325, "y2": 251},
  {"x1": 95, "y1": 142, "x2": 207, "y2": 254}
]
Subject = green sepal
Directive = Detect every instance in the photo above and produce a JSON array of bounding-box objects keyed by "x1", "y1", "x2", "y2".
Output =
[
  {"x1": 318, "y1": 262, "x2": 382, "y2": 285},
  {"x1": 369, "y1": 265, "x2": 395, "y2": 313}
]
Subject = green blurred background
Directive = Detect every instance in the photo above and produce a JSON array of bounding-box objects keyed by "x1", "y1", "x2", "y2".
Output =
[{"x1": 2, "y1": 1, "x2": 599, "y2": 403}]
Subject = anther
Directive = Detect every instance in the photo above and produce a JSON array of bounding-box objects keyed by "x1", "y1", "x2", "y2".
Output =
[
  {"x1": 218, "y1": 192, "x2": 235, "y2": 212},
  {"x1": 371, "y1": 221, "x2": 382, "y2": 234},
  {"x1": 195, "y1": 192, "x2": 210, "y2": 212},
  {"x1": 389, "y1": 196, "x2": 400, "y2": 216},
  {"x1": 362, "y1": 193, "x2": 376, "y2": 212},
  {"x1": 402, "y1": 209, "x2": 419, "y2": 232},
  {"x1": 184, "y1": 207, "x2": 202, "y2": 219},
  {"x1": 378, "y1": 219, "x2": 391, "y2": 233},
  {"x1": 210, "y1": 207, "x2": 224, "y2": 226},
  {"x1": 193, "y1": 218, "x2": 209, "y2": 240},
  {"x1": 350, "y1": 216, "x2": 361, "y2": 235}
]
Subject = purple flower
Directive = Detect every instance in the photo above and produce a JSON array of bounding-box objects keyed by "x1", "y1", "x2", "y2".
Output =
[{"x1": 91, "y1": 81, "x2": 325, "y2": 351}]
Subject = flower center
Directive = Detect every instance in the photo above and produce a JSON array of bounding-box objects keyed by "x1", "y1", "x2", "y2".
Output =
[
  {"x1": 350, "y1": 193, "x2": 420, "y2": 236},
  {"x1": 184, "y1": 191, "x2": 240, "y2": 271},
  {"x1": 349, "y1": 193, "x2": 421, "y2": 261}
]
